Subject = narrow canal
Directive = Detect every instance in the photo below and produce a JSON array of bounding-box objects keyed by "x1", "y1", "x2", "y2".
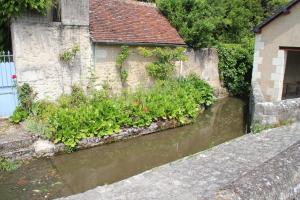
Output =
[{"x1": 0, "y1": 97, "x2": 247, "y2": 200}]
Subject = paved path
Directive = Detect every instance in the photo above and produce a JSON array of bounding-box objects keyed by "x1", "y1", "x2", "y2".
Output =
[{"x1": 57, "y1": 123, "x2": 300, "y2": 200}]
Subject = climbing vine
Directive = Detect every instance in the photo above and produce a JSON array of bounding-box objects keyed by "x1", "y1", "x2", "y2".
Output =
[
  {"x1": 59, "y1": 44, "x2": 80, "y2": 63},
  {"x1": 138, "y1": 47, "x2": 187, "y2": 80},
  {"x1": 116, "y1": 46, "x2": 130, "y2": 86}
]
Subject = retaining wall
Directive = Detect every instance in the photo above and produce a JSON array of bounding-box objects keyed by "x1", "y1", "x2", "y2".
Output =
[{"x1": 251, "y1": 82, "x2": 300, "y2": 125}]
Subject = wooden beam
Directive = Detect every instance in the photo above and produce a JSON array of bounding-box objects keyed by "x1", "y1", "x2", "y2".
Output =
[{"x1": 279, "y1": 46, "x2": 300, "y2": 51}]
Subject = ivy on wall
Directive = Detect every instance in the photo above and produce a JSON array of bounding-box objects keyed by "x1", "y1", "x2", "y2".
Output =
[
  {"x1": 138, "y1": 47, "x2": 187, "y2": 80},
  {"x1": 116, "y1": 46, "x2": 130, "y2": 86},
  {"x1": 59, "y1": 44, "x2": 80, "y2": 63}
]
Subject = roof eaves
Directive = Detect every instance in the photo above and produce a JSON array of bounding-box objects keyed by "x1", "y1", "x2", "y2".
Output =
[
  {"x1": 92, "y1": 40, "x2": 187, "y2": 47},
  {"x1": 253, "y1": 0, "x2": 300, "y2": 33}
]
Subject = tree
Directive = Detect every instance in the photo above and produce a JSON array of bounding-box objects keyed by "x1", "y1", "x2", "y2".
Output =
[{"x1": 156, "y1": 0, "x2": 288, "y2": 96}]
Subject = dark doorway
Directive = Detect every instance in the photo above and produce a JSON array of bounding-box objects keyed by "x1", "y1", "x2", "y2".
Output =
[{"x1": 282, "y1": 50, "x2": 300, "y2": 99}]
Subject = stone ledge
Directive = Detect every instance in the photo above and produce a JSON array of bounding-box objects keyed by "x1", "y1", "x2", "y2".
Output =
[
  {"x1": 1, "y1": 119, "x2": 186, "y2": 160},
  {"x1": 217, "y1": 141, "x2": 300, "y2": 200}
]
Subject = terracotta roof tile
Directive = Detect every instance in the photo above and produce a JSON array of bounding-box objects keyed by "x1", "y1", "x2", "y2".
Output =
[{"x1": 90, "y1": 0, "x2": 186, "y2": 45}]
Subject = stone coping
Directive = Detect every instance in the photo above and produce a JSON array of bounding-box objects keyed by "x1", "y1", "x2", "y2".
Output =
[{"x1": 57, "y1": 123, "x2": 300, "y2": 200}]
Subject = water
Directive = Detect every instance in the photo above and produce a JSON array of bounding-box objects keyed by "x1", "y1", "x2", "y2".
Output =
[{"x1": 0, "y1": 97, "x2": 247, "y2": 200}]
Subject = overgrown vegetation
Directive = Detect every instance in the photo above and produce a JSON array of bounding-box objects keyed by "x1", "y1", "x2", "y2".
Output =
[
  {"x1": 10, "y1": 83, "x2": 36, "y2": 123},
  {"x1": 21, "y1": 76, "x2": 214, "y2": 148},
  {"x1": 0, "y1": 157, "x2": 21, "y2": 172},
  {"x1": 116, "y1": 46, "x2": 130, "y2": 86},
  {"x1": 0, "y1": 0, "x2": 52, "y2": 50},
  {"x1": 138, "y1": 47, "x2": 187, "y2": 80},
  {"x1": 251, "y1": 120, "x2": 293, "y2": 134},
  {"x1": 218, "y1": 41, "x2": 254, "y2": 96},
  {"x1": 59, "y1": 44, "x2": 80, "y2": 62},
  {"x1": 155, "y1": 0, "x2": 289, "y2": 96}
]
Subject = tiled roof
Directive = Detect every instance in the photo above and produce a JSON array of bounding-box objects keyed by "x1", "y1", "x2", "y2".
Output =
[{"x1": 90, "y1": 0, "x2": 186, "y2": 46}]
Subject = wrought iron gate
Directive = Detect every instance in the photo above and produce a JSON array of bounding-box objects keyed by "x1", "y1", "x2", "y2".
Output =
[{"x1": 0, "y1": 51, "x2": 18, "y2": 118}]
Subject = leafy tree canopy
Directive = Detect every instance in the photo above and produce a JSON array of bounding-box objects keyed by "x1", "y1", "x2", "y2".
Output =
[
  {"x1": 156, "y1": 0, "x2": 289, "y2": 48},
  {"x1": 0, "y1": 0, "x2": 52, "y2": 50}
]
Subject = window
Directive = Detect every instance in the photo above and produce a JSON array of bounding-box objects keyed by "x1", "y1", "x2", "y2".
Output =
[{"x1": 52, "y1": 1, "x2": 61, "y2": 22}]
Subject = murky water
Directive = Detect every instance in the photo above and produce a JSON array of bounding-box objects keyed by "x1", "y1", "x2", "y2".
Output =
[{"x1": 0, "y1": 97, "x2": 247, "y2": 200}]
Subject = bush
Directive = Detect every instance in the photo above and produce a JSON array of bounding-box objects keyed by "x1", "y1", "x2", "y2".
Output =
[
  {"x1": 35, "y1": 76, "x2": 214, "y2": 148},
  {"x1": 218, "y1": 41, "x2": 254, "y2": 97},
  {"x1": 10, "y1": 83, "x2": 36, "y2": 123},
  {"x1": 9, "y1": 106, "x2": 29, "y2": 124}
]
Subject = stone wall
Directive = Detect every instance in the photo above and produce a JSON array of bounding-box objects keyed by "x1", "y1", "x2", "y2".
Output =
[
  {"x1": 251, "y1": 82, "x2": 300, "y2": 125},
  {"x1": 94, "y1": 44, "x2": 222, "y2": 94},
  {"x1": 11, "y1": 0, "x2": 92, "y2": 100}
]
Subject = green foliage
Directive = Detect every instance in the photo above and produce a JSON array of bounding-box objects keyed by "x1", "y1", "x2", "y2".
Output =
[
  {"x1": 59, "y1": 44, "x2": 80, "y2": 62},
  {"x1": 138, "y1": 47, "x2": 187, "y2": 80},
  {"x1": 0, "y1": 0, "x2": 52, "y2": 50},
  {"x1": 156, "y1": 0, "x2": 288, "y2": 95},
  {"x1": 31, "y1": 76, "x2": 213, "y2": 148},
  {"x1": 17, "y1": 83, "x2": 36, "y2": 112},
  {"x1": 9, "y1": 106, "x2": 29, "y2": 124},
  {"x1": 0, "y1": 157, "x2": 21, "y2": 172},
  {"x1": 218, "y1": 40, "x2": 254, "y2": 96},
  {"x1": 156, "y1": 0, "x2": 288, "y2": 48},
  {"x1": 10, "y1": 83, "x2": 36, "y2": 123},
  {"x1": 116, "y1": 46, "x2": 130, "y2": 85}
]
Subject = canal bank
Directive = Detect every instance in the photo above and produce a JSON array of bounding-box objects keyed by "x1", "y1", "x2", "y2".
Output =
[
  {"x1": 57, "y1": 123, "x2": 300, "y2": 200},
  {"x1": 0, "y1": 98, "x2": 247, "y2": 200}
]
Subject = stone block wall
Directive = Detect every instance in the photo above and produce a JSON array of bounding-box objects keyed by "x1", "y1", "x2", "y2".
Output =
[
  {"x1": 61, "y1": 0, "x2": 89, "y2": 26},
  {"x1": 11, "y1": 0, "x2": 92, "y2": 100},
  {"x1": 93, "y1": 45, "x2": 222, "y2": 94},
  {"x1": 251, "y1": 82, "x2": 300, "y2": 125}
]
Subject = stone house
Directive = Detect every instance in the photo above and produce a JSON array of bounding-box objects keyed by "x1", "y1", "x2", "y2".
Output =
[
  {"x1": 10, "y1": 0, "x2": 221, "y2": 100},
  {"x1": 251, "y1": 0, "x2": 300, "y2": 125}
]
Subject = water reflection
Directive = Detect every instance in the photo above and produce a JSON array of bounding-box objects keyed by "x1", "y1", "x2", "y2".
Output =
[{"x1": 0, "y1": 97, "x2": 246, "y2": 200}]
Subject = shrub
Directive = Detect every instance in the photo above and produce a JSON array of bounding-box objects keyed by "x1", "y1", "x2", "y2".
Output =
[
  {"x1": 10, "y1": 83, "x2": 36, "y2": 123},
  {"x1": 9, "y1": 106, "x2": 29, "y2": 124},
  {"x1": 36, "y1": 76, "x2": 214, "y2": 148},
  {"x1": 218, "y1": 41, "x2": 254, "y2": 97}
]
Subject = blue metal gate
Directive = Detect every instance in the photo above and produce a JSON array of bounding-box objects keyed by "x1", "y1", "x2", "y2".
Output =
[{"x1": 0, "y1": 51, "x2": 18, "y2": 118}]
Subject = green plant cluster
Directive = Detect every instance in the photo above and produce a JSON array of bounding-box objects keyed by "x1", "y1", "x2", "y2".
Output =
[
  {"x1": 138, "y1": 47, "x2": 187, "y2": 80},
  {"x1": 10, "y1": 83, "x2": 36, "y2": 123},
  {"x1": 59, "y1": 44, "x2": 80, "y2": 62},
  {"x1": 0, "y1": 0, "x2": 52, "y2": 50},
  {"x1": 116, "y1": 46, "x2": 130, "y2": 85},
  {"x1": 218, "y1": 41, "x2": 254, "y2": 96},
  {"x1": 26, "y1": 75, "x2": 214, "y2": 148},
  {"x1": 0, "y1": 157, "x2": 21, "y2": 172},
  {"x1": 156, "y1": 0, "x2": 288, "y2": 96}
]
